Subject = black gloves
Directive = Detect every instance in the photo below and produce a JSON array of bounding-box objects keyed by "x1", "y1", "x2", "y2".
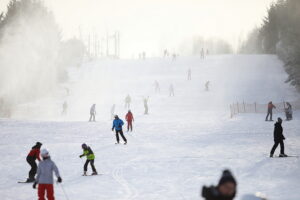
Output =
[
  {"x1": 79, "y1": 155, "x2": 83, "y2": 158},
  {"x1": 32, "y1": 182, "x2": 37, "y2": 189},
  {"x1": 57, "y1": 177, "x2": 62, "y2": 183}
]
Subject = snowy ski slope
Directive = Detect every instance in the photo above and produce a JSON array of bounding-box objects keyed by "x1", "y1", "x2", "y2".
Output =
[{"x1": 0, "y1": 55, "x2": 300, "y2": 200}]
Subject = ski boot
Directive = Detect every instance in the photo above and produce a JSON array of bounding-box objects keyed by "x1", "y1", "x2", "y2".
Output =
[
  {"x1": 91, "y1": 171, "x2": 98, "y2": 175},
  {"x1": 279, "y1": 153, "x2": 288, "y2": 157},
  {"x1": 270, "y1": 154, "x2": 273, "y2": 157},
  {"x1": 83, "y1": 171, "x2": 87, "y2": 176},
  {"x1": 124, "y1": 141, "x2": 127, "y2": 145},
  {"x1": 26, "y1": 177, "x2": 35, "y2": 183}
]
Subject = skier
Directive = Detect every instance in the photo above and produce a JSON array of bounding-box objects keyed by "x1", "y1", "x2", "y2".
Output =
[
  {"x1": 187, "y1": 68, "x2": 192, "y2": 80},
  {"x1": 33, "y1": 149, "x2": 62, "y2": 200},
  {"x1": 111, "y1": 104, "x2": 116, "y2": 120},
  {"x1": 112, "y1": 115, "x2": 127, "y2": 144},
  {"x1": 79, "y1": 143, "x2": 98, "y2": 175},
  {"x1": 201, "y1": 48, "x2": 205, "y2": 59},
  {"x1": 26, "y1": 142, "x2": 42, "y2": 182},
  {"x1": 270, "y1": 117, "x2": 287, "y2": 157},
  {"x1": 154, "y1": 80, "x2": 160, "y2": 93},
  {"x1": 89, "y1": 104, "x2": 96, "y2": 122},
  {"x1": 143, "y1": 97, "x2": 149, "y2": 114},
  {"x1": 285, "y1": 102, "x2": 292, "y2": 120},
  {"x1": 61, "y1": 101, "x2": 67, "y2": 115},
  {"x1": 125, "y1": 95, "x2": 131, "y2": 109},
  {"x1": 265, "y1": 101, "x2": 276, "y2": 121},
  {"x1": 169, "y1": 84, "x2": 175, "y2": 96},
  {"x1": 205, "y1": 81, "x2": 210, "y2": 91},
  {"x1": 202, "y1": 169, "x2": 237, "y2": 200},
  {"x1": 125, "y1": 110, "x2": 134, "y2": 132}
]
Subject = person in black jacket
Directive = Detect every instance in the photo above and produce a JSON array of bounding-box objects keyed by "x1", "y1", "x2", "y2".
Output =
[
  {"x1": 201, "y1": 169, "x2": 237, "y2": 200},
  {"x1": 270, "y1": 118, "x2": 287, "y2": 157}
]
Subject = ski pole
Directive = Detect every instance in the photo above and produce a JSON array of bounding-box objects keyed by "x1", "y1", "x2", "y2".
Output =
[{"x1": 59, "y1": 183, "x2": 70, "y2": 200}]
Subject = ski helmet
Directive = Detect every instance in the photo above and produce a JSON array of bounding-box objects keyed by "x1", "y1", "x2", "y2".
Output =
[
  {"x1": 82, "y1": 143, "x2": 87, "y2": 149},
  {"x1": 40, "y1": 149, "x2": 49, "y2": 158}
]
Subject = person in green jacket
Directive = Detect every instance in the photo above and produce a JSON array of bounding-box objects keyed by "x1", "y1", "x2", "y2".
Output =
[{"x1": 79, "y1": 143, "x2": 97, "y2": 175}]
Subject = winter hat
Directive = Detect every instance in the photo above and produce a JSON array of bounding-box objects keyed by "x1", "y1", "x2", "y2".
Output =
[
  {"x1": 82, "y1": 143, "x2": 87, "y2": 149},
  {"x1": 36, "y1": 142, "x2": 42, "y2": 147},
  {"x1": 40, "y1": 149, "x2": 49, "y2": 158},
  {"x1": 218, "y1": 170, "x2": 237, "y2": 186},
  {"x1": 114, "y1": 115, "x2": 119, "y2": 119},
  {"x1": 277, "y1": 117, "x2": 282, "y2": 123}
]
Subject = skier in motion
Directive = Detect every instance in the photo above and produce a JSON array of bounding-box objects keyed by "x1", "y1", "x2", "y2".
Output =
[
  {"x1": 187, "y1": 68, "x2": 192, "y2": 80},
  {"x1": 154, "y1": 80, "x2": 160, "y2": 93},
  {"x1": 124, "y1": 94, "x2": 131, "y2": 109},
  {"x1": 169, "y1": 84, "x2": 175, "y2": 96},
  {"x1": 205, "y1": 81, "x2": 210, "y2": 91},
  {"x1": 202, "y1": 169, "x2": 237, "y2": 200},
  {"x1": 270, "y1": 117, "x2": 287, "y2": 157},
  {"x1": 79, "y1": 143, "x2": 98, "y2": 175},
  {"x1": 265, "y1": 101, "x2": 276, "y2": 121},
  {"x1": 143, "y1": 96, "x2": 149, "y2": 114},
  {"x1": 112, "y1": 115, "x2": 127, "y2": 144},
  {"x1": 125, "y1": 110, "x2": 134, "y2": 132},
  {"x1": 26, "y1": 142, "x2": 42, "y2": 182},
  {"x1": 89, "y1": 104, "x2": 96, "y2": 122},
  {"x1": 33, "y1": 149, "x2": 62, "y2": 200}
]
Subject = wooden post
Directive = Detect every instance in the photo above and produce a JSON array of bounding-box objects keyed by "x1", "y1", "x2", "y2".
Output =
[
  {"x1": 254, "y1": 102, "x2": 257, "y2": 113},
  {"x1": 237, "y1": 102, "x2": 239, "y2": 113},
  {"x1": 243, "y1": 101, "x2": 246, "y2": 112}
]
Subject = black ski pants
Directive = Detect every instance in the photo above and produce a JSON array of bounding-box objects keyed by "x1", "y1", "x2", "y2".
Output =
[
  {"x1": 265, "y1": 110, "x2": 273, "y2": 121},
  {"x1": 270, "y1": 140, "x2": 285, "y2": 155},
  {"x1": 26, "y1": 156, "x2": 37, "y2": 179},
  {"x1": 84, "y1": 159, "x2": 97, "y2": 172},
  {"x1": 115, "y1": 129, "x2": 127, "y2": 143}
]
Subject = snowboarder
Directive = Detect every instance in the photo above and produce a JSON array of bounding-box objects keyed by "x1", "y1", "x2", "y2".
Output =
[
  {"x1": 285, "y1": 102, "x2": 292, "y2": 120},
  {"x1": 202, "y1": 169, "x2": 237, "y2": 200},
  {"x1": 112, "y1": 115, "x2": 127, "y2": 144},
  {"x1": 125, "y1": 110, "x2": 134, "y2": 132},
  {"x1": 265, "y1": 101, "x2": 276, "y2": 121},
  {"x1": 89, "y1": 104, "x2": 96, "y2": 122},
  {"x1": 61, "y1": 101, "x2": 67, "y2": 115},
  {"x1": 26, "y1": 142, "x2": 42, "y2": 182},
  {"x1": 143, "y1": 97, "x2": 149, "y2": 114},
  {"x1": 154, "y1": 80, "x2": 160, "y2": 93},
  {"x1": 270, "y1": 117, "x2": 287, "y2": 157},
  {"x1": 111, "y1": 104, "x2": 116, "y2": 120},
  {"x1": 79, "y1": 143, "x2": 98, "y2": 175},
  {"x1": 33, "y1": 149, "x2": 62, "y2": 200},
  {"x1": 187, "y1": 68, "x2": 191, "y2": 80},
  {"x1": 125, "y1": 95, "x2": 131, "y2": 109},
  {"x1": 205, "y1": 81, "x2": 210, "y2": 91},
  {"x1": 169, "y1": 84, "x2": 175, "y2": 96}
]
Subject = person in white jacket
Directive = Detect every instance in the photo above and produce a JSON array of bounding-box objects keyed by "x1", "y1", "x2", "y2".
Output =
[{"x1": 33, "y1": 149, "x2": 62, "y2": 200}]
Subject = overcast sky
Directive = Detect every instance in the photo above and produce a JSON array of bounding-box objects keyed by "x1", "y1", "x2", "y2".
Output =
[{"x1": 0, "y1": 0, "x2": 275, "y2": 57}]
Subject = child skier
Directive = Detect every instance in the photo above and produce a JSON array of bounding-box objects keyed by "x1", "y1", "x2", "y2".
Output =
[
  {"x1": 125, "y1": 110, "x2": 134, "y2": 132},
  {"x1": 33, "y1": 149, "x2": 62, "y2": 200},
  {"x1": 79, "y1": 143, "x2": 98, "y2": 175},
  {"x1": 26, "y1": 142, "x2": 42, "y2": 182},
  {"x1": 112, "y1": 115, "x2": 127, "y2": 144}
]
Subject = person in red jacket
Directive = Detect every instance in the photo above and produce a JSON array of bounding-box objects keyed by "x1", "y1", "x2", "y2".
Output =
[
  {"x1": 26, "y1": 142, "x2": 42, "y2": 182},
  {"x1": 265, "y1": 101, "x2": 276, "y2": 121},
  {"x1": 125, "y1": 110, "x2": 134, "y2": 132}
]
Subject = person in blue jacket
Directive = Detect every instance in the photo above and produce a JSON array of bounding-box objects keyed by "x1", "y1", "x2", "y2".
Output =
[{"x1": 112, "y1": 115, "x2": 127, "y2": 144}]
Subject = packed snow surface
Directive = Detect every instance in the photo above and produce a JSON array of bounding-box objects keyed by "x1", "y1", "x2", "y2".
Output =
[{"x1": 0, "y1": 55, "x2": 300, "y2": 200}]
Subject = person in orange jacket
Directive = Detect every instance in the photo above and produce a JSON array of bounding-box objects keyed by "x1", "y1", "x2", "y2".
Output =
[
  {"x1": 26, "y1": 142, "x2": 42, "y2": 182},
  {"x1": 265, "y1": 101, "x2": 276, "y2": 121},
  {"x1": 125, "y1": 110, "x2": 134, "y2": 132}
]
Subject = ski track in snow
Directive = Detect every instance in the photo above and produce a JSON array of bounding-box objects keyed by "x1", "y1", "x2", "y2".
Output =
[{"x1": 1, "y1": 55, "x2": 300, "y2": 200}]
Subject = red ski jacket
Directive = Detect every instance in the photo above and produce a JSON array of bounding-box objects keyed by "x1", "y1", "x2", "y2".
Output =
[
  {"x1": 125, "y1": 112, "x2": 134, "y2": 122},
  {"x1": 28, "y1": 148, "x2": 41, "y2": 161}
]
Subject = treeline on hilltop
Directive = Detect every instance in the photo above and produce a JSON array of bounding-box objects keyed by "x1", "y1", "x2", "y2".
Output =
[
  {"x1": 240, "y1": 0, "x2": 300, "y2": 91},
  {"x1": 0, "y1": 0, "x2": 85, "y2": 117}
]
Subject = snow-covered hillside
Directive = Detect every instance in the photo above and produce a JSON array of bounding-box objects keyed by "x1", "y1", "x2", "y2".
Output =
[{"x1": 0, "y1": 55, "x2": 299, "y2": 200}]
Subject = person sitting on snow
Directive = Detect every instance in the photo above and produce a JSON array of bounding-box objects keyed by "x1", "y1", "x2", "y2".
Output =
[
  {"x1": 33, "y1": 149, "x2": 62, "y2": 200},
  {"x1": 79, "y1": 143, "x2": 98, "y2": 175},
  {"x1": 201, "y1": 169, "x2": 237, "y2": 200}
]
